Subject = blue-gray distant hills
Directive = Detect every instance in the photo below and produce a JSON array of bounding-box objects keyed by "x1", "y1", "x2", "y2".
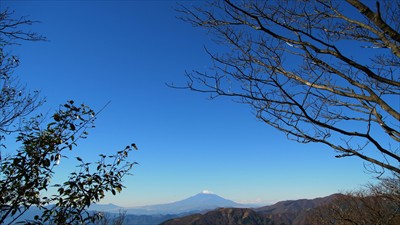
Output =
[
  {"x1": 89, "y1": 203, "x2": 121, "y2": 212},
  {"x1": 7, "y1": 192, "x2": 351, "y2": 225},
  {"x1": 104, "y1": 192, "x2": 255, "y2": 215}
]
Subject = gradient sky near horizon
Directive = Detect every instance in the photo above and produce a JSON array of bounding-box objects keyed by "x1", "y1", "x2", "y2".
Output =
[{"x1": 2, "y1": 0, "x2": 374, "y2": 207}]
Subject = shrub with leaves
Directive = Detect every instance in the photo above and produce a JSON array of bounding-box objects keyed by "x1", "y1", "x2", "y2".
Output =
[
  {"x1": 0, "y1": 101, "x2": 137, "y2": 224},
  {"x1": 0, "y1": 9, "x2": 137, "y2": 225}
]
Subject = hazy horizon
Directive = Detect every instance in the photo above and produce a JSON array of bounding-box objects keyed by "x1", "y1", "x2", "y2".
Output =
[{"x1": 93, "y1": 190, "x2": 341, "y2": 208}]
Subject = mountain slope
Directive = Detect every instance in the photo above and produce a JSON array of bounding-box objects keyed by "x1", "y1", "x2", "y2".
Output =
[
  {"x1": 160, "y1": 194, "x2": 342, "y2": 225},
  {"x1": 89, "y1": 203, "x2": 121, "y2": 212},
  {"x1": 160, "y1": 208, "x2": 273, "y2": 225},
  {"x1": 255, "y1": 194, "x2": 343, "y2": 225},
  {"x1": 124, "y1": 192, "x2": 250, "y2": 215}
]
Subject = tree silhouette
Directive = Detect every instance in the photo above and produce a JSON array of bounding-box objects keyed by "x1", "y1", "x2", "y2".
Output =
[
  {"x1": 176, "y1": 0, "x2": 400, "y2": 175},
  {"x1": 0, "y1": 9, "x2": 137, "y2": 224}
]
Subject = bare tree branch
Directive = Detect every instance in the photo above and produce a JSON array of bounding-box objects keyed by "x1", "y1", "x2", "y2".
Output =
[{"x1": 175, "y1": 0, "x2": 400, "y2": 175}]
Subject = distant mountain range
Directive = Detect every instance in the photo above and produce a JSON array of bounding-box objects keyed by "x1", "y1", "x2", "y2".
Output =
[
  {"x1": 89, "y1": 203, "x2": 122, "y2": 212},
  {"x1": 87, "y1": 191, "x2": 259, "y2": 225},
  {"x1": 161, "y1": 194, "x2": 343, "y2": 225},
  {"x1": 6, "y1": 192, "x2": 345, "y2": 225},
  {"x1": 254, "y1": 194, "x2": 342, "y2": 225},
  {"x1": 97, "y1": 191, "x2": 255, "y2": 215},
  {"x1": 161, "y1": 208, "x2": 274, "y2": 225}
]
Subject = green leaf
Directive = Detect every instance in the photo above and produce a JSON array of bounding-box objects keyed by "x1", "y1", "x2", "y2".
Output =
[
  {"x1": 43, "y1": 158, "x2": 51, "y2": 167},
  {"x1": 115, "y1": 186, "x2": 122, "y2": 193},
  {"x1": 53, "y1": 113, "x2": 61, "y2": 122}
]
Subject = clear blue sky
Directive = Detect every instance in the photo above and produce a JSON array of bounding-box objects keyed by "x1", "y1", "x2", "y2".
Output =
[{"x1": 2, "y1": 0, "x2": 373, "y2": 207}]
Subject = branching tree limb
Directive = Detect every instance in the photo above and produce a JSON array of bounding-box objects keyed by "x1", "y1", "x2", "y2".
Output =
[
  {"x1": 175, "y1": 0, "x2": 400, "y2": 175},
  {"x1": 0, "y1": 9, "x2": 46, "y2": 141}
]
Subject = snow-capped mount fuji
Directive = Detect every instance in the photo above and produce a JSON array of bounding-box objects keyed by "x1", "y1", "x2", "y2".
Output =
[{"x1": 122, "y1": 191, "x2": 252, "y2": 215}]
